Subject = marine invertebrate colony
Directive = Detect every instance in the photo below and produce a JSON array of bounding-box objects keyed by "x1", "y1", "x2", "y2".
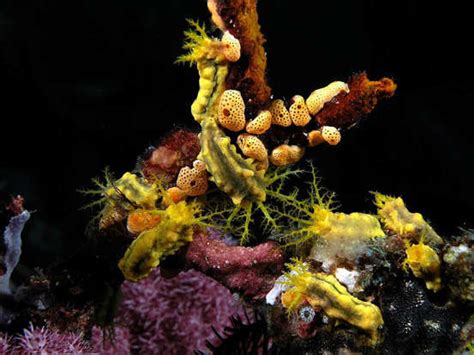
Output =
[{"x1": 67, "y1": 0, "x2": 472, "y2": 352}]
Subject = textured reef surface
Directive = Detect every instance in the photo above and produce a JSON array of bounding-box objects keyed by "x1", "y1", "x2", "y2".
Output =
[{"x1": 0, "y1": 0, "x2": 472, "y2": 354}]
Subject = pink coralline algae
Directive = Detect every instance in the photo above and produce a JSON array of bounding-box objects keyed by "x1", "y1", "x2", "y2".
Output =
[
  {"x1": 186, "y1": 231, "x2": 285, "y2": 299},
  {"x1": 118, "y1": 267, "x2": 245, "y2": 354}
]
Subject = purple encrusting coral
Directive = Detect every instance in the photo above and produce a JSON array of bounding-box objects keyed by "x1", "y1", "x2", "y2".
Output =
[{"x1": 119, "y1": 267, "x2": 245, "y2": 354}]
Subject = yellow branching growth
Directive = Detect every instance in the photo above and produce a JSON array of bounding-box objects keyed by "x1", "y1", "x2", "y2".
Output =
[
  {"x1": 281, "y1": 259, "x2": 384, "y2": 345},
  {"x1": 202, "y1": 166, "x2": 304, "y2": 244},
  {"x1": 176, "y1": 20, "x2": 214, "y2": 65},
  {"x1": 265, "y1": 164, "x2": 340, "y2": 247}
]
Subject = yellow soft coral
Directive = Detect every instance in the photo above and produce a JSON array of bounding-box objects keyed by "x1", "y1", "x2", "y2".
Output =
[
  {"x1": 374, "y1": 193, "x2": 444, "y2": 246},
  {"x1": 118, "y1": 201, "x2": 202, "y2": 281},
  {"x1": 281, "y1": 260, "x2": 383, "y2": 345},
  {"x1": 404, "y1": 242, "x2": 442, "y2": 292},
  {"x1": 176, "y1": 20, "x2": 230, "y2": 124},
  {"x1": 307, "y1": 206, "x2": 384, "y2": 240}
]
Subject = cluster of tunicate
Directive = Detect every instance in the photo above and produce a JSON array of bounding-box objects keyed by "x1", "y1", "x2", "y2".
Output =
[{"x1": 215, "y1": 82, "x2": 348, "y2": 168}]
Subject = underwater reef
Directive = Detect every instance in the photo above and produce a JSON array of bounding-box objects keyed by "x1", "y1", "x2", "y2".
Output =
[{"x1": 0, "y1": 0, "x2": 473, "y2": 354}]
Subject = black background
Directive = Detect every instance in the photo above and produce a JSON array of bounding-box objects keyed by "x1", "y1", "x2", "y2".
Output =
[{"x1": 1, "y1": 0, "x2": 473, "y2": 266}]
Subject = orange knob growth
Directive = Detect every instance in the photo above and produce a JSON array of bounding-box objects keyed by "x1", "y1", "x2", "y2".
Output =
[
  {"x1": 127, "y1": 209, "x2": 161, "y2": 235},
  {"x1": 270, "y1": 144, "x2": 305, "y2": 167},
  {"x1": 307, "y1": 130, "x2": 325, "y2": 147}
]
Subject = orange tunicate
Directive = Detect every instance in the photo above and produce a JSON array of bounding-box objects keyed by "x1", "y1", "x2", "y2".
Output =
[
  {"x1": 269, "y1": 99, "x2": 292, "y2": 127},
  {"x1": 307, "y1": 130, "x2": 325, "y2": 147},
  {"x1": 127, "y1": 209, "x2": 161, "y2": 235},
  {"x1": 237, "y1": 133, "x2": 268, "y2": 161},
  {"x1": 270, "y1": 144, "x2": 305, "y2": 167},
  {"x1": 218, "y1": 90, "x2": 246, "y2": 132},
  {"x1": 306, "y1": 81, "x2": 350, "y2": 115},
  {"x1": 163, "y1": 186, "x2": 188, "y2": 206},
  {"x1": 176, "y1": 160, "x2": 209, "y2": 196},
  {"x1": 289, "y1": 95, "x2": 312, "y2": 126},
  {"x1": 246, "y1": 110, "x2": 272, "y2": 135},
  {"x1": 321, "y1": 126, "x2": 341, "y2": 145},
  {"x1": 222, "y1": 31, "x2": 241, "y2": 62}
]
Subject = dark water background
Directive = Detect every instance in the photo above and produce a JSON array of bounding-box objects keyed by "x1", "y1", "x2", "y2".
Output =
[{"x1": 0, "y1": 0, "x2": 473, "y2": 267}]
